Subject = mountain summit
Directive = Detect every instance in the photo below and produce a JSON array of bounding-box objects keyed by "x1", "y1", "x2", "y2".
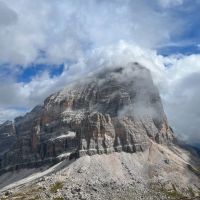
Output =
[
  {"x1": 0, "y1": 63, "x2": 173, "y2": 170},
  {"x1": 0, "y1": 63, "x2": 199, "y2": 200}
]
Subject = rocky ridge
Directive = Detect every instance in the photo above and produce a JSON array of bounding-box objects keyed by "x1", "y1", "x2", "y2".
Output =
[{"x1": 0, "y1": 64, "x2": 174, "y2": 172}]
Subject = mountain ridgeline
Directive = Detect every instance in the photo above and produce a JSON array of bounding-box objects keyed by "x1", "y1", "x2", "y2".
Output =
[{"x1": 0, "y1": 63, "x2": 174, "y2": 172}]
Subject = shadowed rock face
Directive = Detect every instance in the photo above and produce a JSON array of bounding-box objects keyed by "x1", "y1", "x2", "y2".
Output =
[
  {"x1": 0, "y1": 63, "x2": 174, "y2": 171},
  {"x1": 0, "y1": 121, "x2": 16, "y2": 159}
]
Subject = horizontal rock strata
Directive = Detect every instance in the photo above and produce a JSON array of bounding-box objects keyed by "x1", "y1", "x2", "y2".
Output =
[{"x1": 0, "y1": 63, "x2": 174, "y2": 171}]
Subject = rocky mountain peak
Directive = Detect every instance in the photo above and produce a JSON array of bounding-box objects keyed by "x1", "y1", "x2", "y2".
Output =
[{"x1": 0, "y1": 63, "x2": 174, "y2": 172}]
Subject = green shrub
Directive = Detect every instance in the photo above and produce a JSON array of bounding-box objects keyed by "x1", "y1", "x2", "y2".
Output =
[
  {"x1": 53, "y1": 197, "x2": 64, "y2": 200},
  {"x1": 50, "y1": 182, "x2": 64, "y2": 193}
]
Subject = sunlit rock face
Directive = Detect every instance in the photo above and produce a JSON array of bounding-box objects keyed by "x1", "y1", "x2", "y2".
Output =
[{"x1": 0, "y1": 63, "x2": 174, "y2": 171}]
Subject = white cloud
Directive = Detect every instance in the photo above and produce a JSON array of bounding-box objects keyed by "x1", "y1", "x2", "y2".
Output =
[
  {"x1": 0, "y1": 0, "x2": 182, "y2": 66},
  {"x1": 0, "y1": 108, "x2": 22, "y2": 123},
  {"x1": 0, "y1": 1, "x2": 17, "y2": 26},
  {"x1": 162, "y1": 54, "x2": 200, "y2": 143},
  {"x1": 85, "y1": 41, "x2": 167, "y2": 86}
]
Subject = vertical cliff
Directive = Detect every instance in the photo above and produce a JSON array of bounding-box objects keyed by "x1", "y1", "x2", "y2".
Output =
[{"x1": 0, "y1": 63, "x2": 174, "y2": 171}]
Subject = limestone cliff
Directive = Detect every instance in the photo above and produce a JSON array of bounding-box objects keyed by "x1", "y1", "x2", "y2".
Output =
[{"x1": 0, "y1": 63, "x2": 174, "y2": 172}]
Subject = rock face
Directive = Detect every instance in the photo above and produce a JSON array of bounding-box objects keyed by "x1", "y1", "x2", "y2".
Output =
[
  {"x1": 0, "y1": 63, "x2": 174, "y2": 172},
  {"x1": 0, "y1": 121, "x2": 16, "y2": 160}
]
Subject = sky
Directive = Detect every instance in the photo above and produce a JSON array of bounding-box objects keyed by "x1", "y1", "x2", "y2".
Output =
[{"x1": 0, "y1": 0, "x2": 200, "y2": 144}]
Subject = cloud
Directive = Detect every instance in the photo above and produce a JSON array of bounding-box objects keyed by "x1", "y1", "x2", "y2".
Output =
[
  {"x1": 0, "y1": 107, "x2": 24, "y2": 123},
  {"x1": 1, "y1": 41, "x2": 166, "y2": 120},
  {"x1": 0, "y1": 0, "x2": 183, "y2": 66},
  {"x1": 0, "y1": 1, "x2": 17, "y2": 26},
  {"x1": 162, "y1": 54, "x2": 200, "y2": 143}
]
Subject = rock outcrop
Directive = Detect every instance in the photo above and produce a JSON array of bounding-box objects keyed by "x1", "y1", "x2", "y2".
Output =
[
  {"x1": 0, "y1": 63, "x2": 174, "y2": 172},
  {"x1": 0, "y1": 121, "x2": 16, "y2": 165}
]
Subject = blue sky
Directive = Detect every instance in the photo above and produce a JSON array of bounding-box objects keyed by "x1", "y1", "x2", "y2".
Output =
[
  {"x1": 17, "y1": 64, "x2": 64, "y2": 83},
  {"x1": 0, "y1": 0, "x2": 200, "y2": 143}
]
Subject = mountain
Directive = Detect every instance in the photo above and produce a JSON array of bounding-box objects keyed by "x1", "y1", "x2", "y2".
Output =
[
  {"x1": 0, "y1": 63, "x2": 173, "y2": 171},
  {"x1": 0, "y1": 63, "x2": 199, "y2": 200}
]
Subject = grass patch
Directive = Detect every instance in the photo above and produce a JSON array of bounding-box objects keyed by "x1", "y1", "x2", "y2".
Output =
[
  {"x1": 1, "y1": 186, "x2": 43, "y2": 200},
  {"x1": 50, "y1": 181, "x2": 64, "y2": 193},
  {"x1": 149, "y1": 182, "x2": 187, "y2": 200},
  {"x1": 53, "y1": 197, "x2": 64, "y2": 200},
  {"x1": 164, "y1": 190, "x2": 185, "y2": 199},
  {"x1": 188, "y1": 187, "x2": 195, "y2": 197},
  {"x1": 11, "y1": 192, "x2": 27, "y2": 199},
  {"x1": 29, "y1": 195, "x2": 40, "y2": 200}
]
